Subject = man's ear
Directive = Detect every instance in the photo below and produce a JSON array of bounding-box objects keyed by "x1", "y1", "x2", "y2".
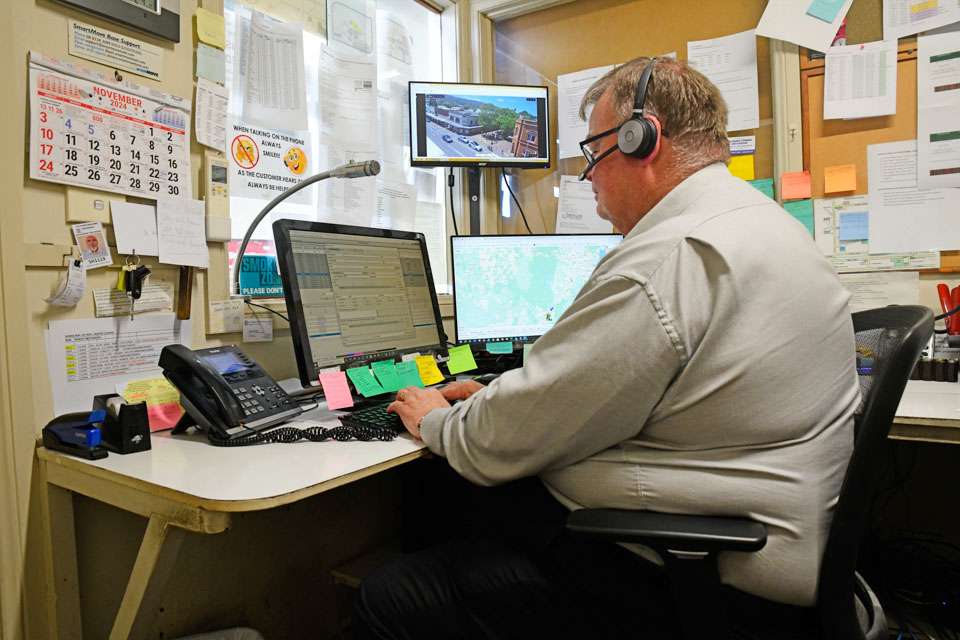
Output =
[{"x1": 643, "y1": 115, "x2": 664, "y2": 164}]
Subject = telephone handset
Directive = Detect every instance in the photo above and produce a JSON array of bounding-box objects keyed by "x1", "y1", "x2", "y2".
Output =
[{"x1": 160, "y1": 344, "x2": 303, "y2": 441}]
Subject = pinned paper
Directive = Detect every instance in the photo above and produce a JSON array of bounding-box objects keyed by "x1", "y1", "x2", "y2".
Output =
[
  {"x1": 784, "y1": 199, "x2": 815, "y2": 236},
  {"x1": 371, "y1": 359, "x2": 402, "y2": 393},
  {"x1": 446, "y1": 345, "x2": 478, "y2": 375},
  {"x1": 319, "y1": 370, "x2": 354, "y2": 410},
  {"x1": 728, "y1": 155, "x2": 756, "y2": 180},
  {"x1": 781, "y1": 171, "x2": 812, "y2": 200},
  {"x1": 486, "y1": 341, "x2": 513, "y2": 354},
  {"x1": 195, "y1": 8, "x2": 225, "y2": 49},
  {"x1": 729, "y1": 135, "x2": 756, "y2": 155},
  {"x1": 45, "y1": 260, "x2": 86, "y2": 307},
  {"x1": 346, "y1": 366, "x2": 386, "y2": 397},
  {"x1": 807, "y1": 0, "x2": 847, "y2": 23},
  {"x1": 396, "y1": 360, "x2": 425, "y2": 388},
  {"x1": 196, "y1": 43, "x2": 225, "y2": 84},
  {"x1": 72, "y1": 221, "x2": 112, "y2": 270},
  {"x1": 749, "y1": 178, "x2": 775, "y2": 199},
  {"x1": 243, "y1": 316, "x2": 273, "y2": 342},
  {"x1": 824, "y1": 164, "x2": 857, "y2": 193},
  {"x1": 415, "y1": 355, "x2": 445, "y2": 386},
  {"x1": 208, "y1": 300, "x2": 244, "y2": 333},
  {"x1": 118, "y1": 377, "x2": 183, "y2": 431},
  {"x1": 523, "y1": 343, "x2": 534, "y2": 366}
]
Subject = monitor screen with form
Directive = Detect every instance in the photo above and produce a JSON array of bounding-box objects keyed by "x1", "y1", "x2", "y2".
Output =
[
  {"x1": 451, "y1": 234, "x2": 622, "y2": 344},
  {"x1": 274, "y1": 221, "x2": 447, "y2": 387}
]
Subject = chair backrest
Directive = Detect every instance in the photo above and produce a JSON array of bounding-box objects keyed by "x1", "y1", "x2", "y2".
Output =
[{"x1": 816, "y1": 305, "x2": 933, "y2": 639}]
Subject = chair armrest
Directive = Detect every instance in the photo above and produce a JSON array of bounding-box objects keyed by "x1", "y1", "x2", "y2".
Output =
[{"x1": 566, "y1": 508, "x2": 767, "y2": 553}]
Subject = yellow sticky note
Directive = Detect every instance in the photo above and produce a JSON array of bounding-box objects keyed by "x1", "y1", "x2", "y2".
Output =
[
  {"x1": 415, "y1": 355, "x2": 445, "y2": 386},
  {"x1": 120, "y1": 377, "x2": 184, "y2": 431},
  {"x1": 824, "y1": 164, "x2": 857, "y2": 194},
  {"x1": 728, "y1": 154, "x2": 755, "y2": 180},
  {"x1": 195, "y1": 8, "x2": 226, "y2": 49}
]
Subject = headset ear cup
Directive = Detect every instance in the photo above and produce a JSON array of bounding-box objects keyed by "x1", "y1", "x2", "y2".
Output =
[{"x1": 617, "y1": 117, "x2": 658, "y2": 159}]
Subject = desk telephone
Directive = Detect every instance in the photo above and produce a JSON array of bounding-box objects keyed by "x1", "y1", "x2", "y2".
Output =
[{"x1": 160, "y1": 344, "x2": 304, "y2": 441}]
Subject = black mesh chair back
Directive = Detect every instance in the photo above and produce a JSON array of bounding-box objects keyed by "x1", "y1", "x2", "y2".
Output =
[{"x1": 816, "y1": 306, "x2": 933, "y2": 639}]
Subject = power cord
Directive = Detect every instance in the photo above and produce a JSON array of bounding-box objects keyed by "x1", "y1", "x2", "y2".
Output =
[
  {"x1": 501, "y1": 168, "x2": 533, "y2": 234},
  {"x1": 448, "y1": 168, "x2": 460, "y2": 236},
  {"x1": 245, "y1": 300, "x2": 289, "y2": 323},
  {"x1": 934, "y1": 304, "x2": 960, "y2": 334}
]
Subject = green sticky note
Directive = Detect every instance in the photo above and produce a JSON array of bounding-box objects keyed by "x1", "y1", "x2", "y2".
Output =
[
  {"x1": 486, "y1": 341, "x2": 513, "y2": 354},
  {"x1": 396, "y1": 360, "x2": 424, "y2": 388},
  {"x1": 748, "y1": 178, "x2": 775, "y2": 200},
  {"x1": 522, "y1": 343, "x2": 533, "y2": 366},
  {"x1": 783, "y1": 199, "x2": 815, "y2": 237},
  {"x1": 346, "y1": 366, "x2": 386, "y2": 397},
  {"x1": 371, "y1": 359, "x2": 402, "y2": 392},
  {"x1": 446, "y1": 344, "x2": 478, "y2": 375},
  {"x1": 806, "y1": 0, "x2": 845, "y2": 23}
]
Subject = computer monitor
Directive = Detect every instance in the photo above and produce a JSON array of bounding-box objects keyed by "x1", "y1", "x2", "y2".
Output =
[
  {"x1": 409, "y1": 81, "x2": 550, "y2": 168},
  {"x1": 451, "y1": 234, "x2": 623, "y2": 344},
  {"x1": 274, "y1": 221, "x2": 448, "y2": 387}
]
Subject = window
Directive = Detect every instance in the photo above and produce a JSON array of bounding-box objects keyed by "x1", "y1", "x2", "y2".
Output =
[{"x1": 224, "y1": 0, "x2": 450, "y2": 296}]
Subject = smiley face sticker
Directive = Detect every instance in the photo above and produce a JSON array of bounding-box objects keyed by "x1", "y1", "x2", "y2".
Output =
[{"x1": 283, "y1": 146, "x2": 308, "y2": 175}]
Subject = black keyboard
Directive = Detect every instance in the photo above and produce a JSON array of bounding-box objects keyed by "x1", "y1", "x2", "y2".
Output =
[{"x1": 339, "y1": 403, "x2": 404, "y2": 432}]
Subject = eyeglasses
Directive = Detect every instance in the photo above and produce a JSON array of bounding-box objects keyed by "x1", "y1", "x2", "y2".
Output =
[{"x1": 578, "y1": 125, "x2": 620, "y2": 181}]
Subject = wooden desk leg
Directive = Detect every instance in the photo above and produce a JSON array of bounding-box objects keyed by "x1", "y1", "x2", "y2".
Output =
[
  {"x1": 109, "y1": 515, "x2": 185, "y2": 640},
  {"x1": 45, "y1": 482, "x2": 83, "y2": 639}
]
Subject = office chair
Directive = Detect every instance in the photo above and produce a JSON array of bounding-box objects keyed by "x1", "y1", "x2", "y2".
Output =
[{"x1": 567, "y1": 305, "x2": 934, "y2": 639}]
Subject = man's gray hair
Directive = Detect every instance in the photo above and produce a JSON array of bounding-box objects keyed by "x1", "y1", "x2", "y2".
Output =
[{"x1": 580, "y1": 57, "x2": 730, "y2": 171}]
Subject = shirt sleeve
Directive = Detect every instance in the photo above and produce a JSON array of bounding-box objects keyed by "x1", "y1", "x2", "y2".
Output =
[{"x1": 419, "y1": 274, "x2": 683, "y2": 486}]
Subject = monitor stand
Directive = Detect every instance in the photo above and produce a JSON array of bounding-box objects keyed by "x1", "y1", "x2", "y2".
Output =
[{"x1": 468, "y1": 167, "x2": 481, "y2": 235}]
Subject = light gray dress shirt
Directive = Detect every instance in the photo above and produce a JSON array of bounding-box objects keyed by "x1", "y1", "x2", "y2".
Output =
[{"x1": 421, "y1": 162, "x2": 860, "y2": 606}]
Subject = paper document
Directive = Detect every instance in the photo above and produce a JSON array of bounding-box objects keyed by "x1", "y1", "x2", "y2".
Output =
[
  {"x1": 687, "y1": 30, "x2": 759, "y2": 132},
  {"x1": 45, "y1": 314, "x2": 190, "y2": 415},
  {"x1": 813, "y1": 195, "x2": 940, "y2": 272},
  {"x1": 555, "y1": 175, "x2": 613, "y2": 234},
  {"x1": 117, "y1": 377, "x2": 183, "y2": 431},
  {"x1": 373, "y1": 181, "x2": 416, "y2": 231},
  {"x1": 413, "y1": 201, "x2": 448, "y2": 294},
  {"x1": 111, "y1": 202, "x2": 158, "y2": 256},
  {"x1": 868, "y1": 139, "x2": 960, "y2": 252},
  {"x1": 93, "y1": 282, "x2": 174, "y2": 317},
  {"x1": 557, "y1": 65, "x2": 615, "y2": 159},
  {"x1": 208, "y1": 299, "x2": 244, "y2": 334},
  {"x1": 824, "y1": 41, "x2": 897, "y2": 120},
  {"x1": 884, "y1": 0, "x2": 960, "y2": 41},
  {"x1": 196, "y1": 43, "x2": 226, "y2": 85},
  {"x1": 195, "y1": 78, "x2": 229, "y2": 152},
  {"x1": 45, "y1": 260, "x2": 86, "y2": 307},
  {"x1": 918, "y1": 31, "x2": 960, "y2": 188},
  {"x1": 243, "y1": 315, "x2": 273, "y2": 342},
  {"x1": 757, "y1": 0, "x2": 855, "y2": 54},
  {"x1": 243, "y1": 11, "x2": 308, "y2": 130},
  {"x1": 839, "y1": 271, "x2": 920, "y2": 312},
  {"x1": 157, "y1": 199, "x2": 209, "y2": 268}
]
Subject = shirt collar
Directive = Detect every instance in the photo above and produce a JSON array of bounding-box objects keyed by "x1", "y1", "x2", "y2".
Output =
[{"x1": 625, "y1": 162, "x2": 729, "y2": 240}]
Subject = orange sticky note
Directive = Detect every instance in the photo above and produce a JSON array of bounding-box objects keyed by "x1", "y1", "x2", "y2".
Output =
[
  {"x1": 824, "y1": 164, "x2": 857, "y2": 194},
  {"x1": 319, "y1": 370, "x2": 354, "y2": 410},
  {"x1": 780, "y1": 171, "x2": 812, "y2": 201}
]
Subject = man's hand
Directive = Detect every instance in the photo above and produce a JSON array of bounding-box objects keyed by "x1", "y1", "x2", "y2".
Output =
[
  {"x1": 440, "y1": 380, "x2": 485, "y2": 402},
  {"x1": 387, "y1": 387, "x2": 450, "y2": 440}
]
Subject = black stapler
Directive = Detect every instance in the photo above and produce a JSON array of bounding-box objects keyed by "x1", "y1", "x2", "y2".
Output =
[{"x1": 42, "y1": 410, "x2": 109, "y2": 460}]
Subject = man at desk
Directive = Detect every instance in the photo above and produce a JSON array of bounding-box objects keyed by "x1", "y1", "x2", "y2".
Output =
[{"x1": 357, "y1": 56, "x2": 859, "y2": 638}]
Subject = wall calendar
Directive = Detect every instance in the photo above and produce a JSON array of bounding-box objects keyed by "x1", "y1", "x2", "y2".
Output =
[{"x1": 29, "y1": 52, "x2": 191, "y2": 199}]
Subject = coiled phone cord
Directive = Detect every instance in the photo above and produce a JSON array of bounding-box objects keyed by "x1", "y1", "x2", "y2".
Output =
[{"x1": 206, "y1": 423, "x2": 399, "y2": 447}]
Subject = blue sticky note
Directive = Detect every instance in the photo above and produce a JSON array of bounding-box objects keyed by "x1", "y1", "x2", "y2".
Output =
[
  {"x1": 783, "y1": 199, "x2": 815, "y2": 237},
  {"x1": 748, "y1": 178, "x2": 775, "y2": 200},
  {"x1": 838, "y1": 211, "x2": 869, "y2": 242},
  {"x1": 806, "y1": 0, "x2": 846, "y2": 23},
  {"x1": 486, "y1": 341, "x2": 513, "y2": 354}
]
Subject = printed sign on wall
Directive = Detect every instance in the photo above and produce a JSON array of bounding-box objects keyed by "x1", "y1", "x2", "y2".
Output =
[{"x1": 228, "y1": 122, "x2": 311, "y2": 204}]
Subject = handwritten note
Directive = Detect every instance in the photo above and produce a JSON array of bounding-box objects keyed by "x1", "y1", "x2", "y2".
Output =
[
  {"x1": 371, "y1": 359, "x2": 402, "y2": 392},
  {"x1": 157, "y1": 199, "x2": 209, "y2": 268},
  {"x1": 396, "y1": 360, "x2": 424, "y2": 388},
  {"x1": 319, "y1": 370, "x2": 354, "y2": 410},
  {"x1": 415, "y1": 355, "x2": 445, "y2": 386},
  {"x1": 118, "y1": 377, "x2": 183, "y2": 431},
  {"x1": 446, "y1": 345, "x2": 478, "y2": 375},
  {"x1": 781, "y1": 171, "x2": 812, "y2": 201},
  {"x1": 195, "y1": 8, "x2": 225, "y2": 49},
  {"x1": 346, "y1": 366, "x2": 386, "y2": 397}
]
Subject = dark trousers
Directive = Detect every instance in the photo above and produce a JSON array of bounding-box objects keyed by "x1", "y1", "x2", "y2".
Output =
[{"x1": 354, "y1": 461, "x2": 819, "y2": 640}]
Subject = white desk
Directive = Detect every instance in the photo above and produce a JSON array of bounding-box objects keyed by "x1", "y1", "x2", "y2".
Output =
[
  {"x1": 37, "y1": 403, "x2": 427, "y2": 640},
  {"x1": 891, "y1": 380, "x2": 960, "y2": 444}
]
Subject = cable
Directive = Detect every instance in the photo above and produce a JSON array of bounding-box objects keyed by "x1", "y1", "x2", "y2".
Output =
[
  {"x1": 245, "y1": 300, "x2": 289, "y2": 322},
  {"x1": 448, "y1": 168, "x2": 460, "y2": 236},
  {"x1": 501, "y1": 168, "x2": 533, "y2": 234}
]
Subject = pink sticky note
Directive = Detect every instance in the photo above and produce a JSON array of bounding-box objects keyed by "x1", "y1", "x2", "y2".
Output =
[
  {"x1": 319, "y1": 370, "x2": 354, "y2": 410},
  {"x1": 780, "y1": 171, "x2": 812, "y2": 200},
  {"x1": 148, "y1": 402, "x2": 184, "y2": 432}
]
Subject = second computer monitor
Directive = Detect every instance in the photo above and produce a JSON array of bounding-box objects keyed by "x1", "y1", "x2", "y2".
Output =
[{"x1": 451, "y1": 234, "x2": 622, "y2": 344}]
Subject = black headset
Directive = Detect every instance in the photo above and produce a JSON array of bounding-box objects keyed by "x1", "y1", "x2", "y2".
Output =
[{"x1": 616, "y1": 59, "x2": 659, "y2": 159}]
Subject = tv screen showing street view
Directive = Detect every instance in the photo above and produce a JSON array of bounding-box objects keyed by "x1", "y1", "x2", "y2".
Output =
[{"x1": 409, "y1": 82, "x2": 550, "y2": 168}]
